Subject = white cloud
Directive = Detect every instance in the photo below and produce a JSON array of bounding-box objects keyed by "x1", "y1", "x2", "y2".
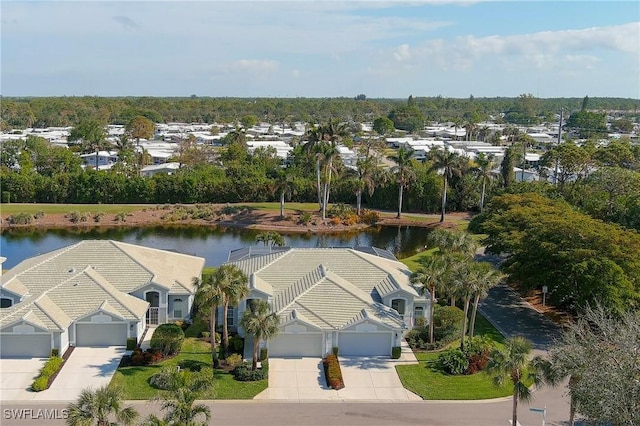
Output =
[
  {"x1": 223, "y1": 59, "x2": 279, "y2": 77},
  {"x1": 291, "y1": 69, "x2": 300, "y2": 78}
]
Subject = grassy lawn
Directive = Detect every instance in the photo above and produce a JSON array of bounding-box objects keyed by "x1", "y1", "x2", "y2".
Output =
[
  {"x1": 109, "y1": 338, "x2": 267, "y2": 400},
  {"x1": 400, "y1": 247, "x2": 438, "y2": 271},
  {"x1": 396, "y1": 314, "x2": 516, "y2": 400}
]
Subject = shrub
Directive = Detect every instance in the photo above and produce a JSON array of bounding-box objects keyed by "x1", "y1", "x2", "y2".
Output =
[
  {"x1": 360, "y1": 209, "x2": 381, "y2": 225},
  {"x1": 328, "y1": 203, "x2": 355, "y2": 220},
  {"x1": 201, "y1": 331, "x2": 210, "y2": 339},
  {"x1": 31, "y1": 356, "x2": 63, "y2": 391},
  {"x1": 233, "y1": 362, "x2": 268, "y2": 381},
  {"x1": 332, "y1": 346, "x2": 339, "y2": 356},
  {"x1": 323, "y1": 354, "x2": 344, "y2": 390},
  {"x1": 149, "y1": 367, "x2": 180, "y2": 390},
  {"x1": 330, "y1": 216, "x2": 342, "y2": 225},
  {"x1": 391, "y1": 346, "x2": 402, "y2": 359},
  {"x1": 1, "y1": 192, "x2": 10, "y2": 203},
  {"x1": 150, "y1": 323, "x2": 185, "y2": 356},
  {"x1": 184, "y1": 318, "x2": 207, "y2": 338},
  {"x1": 343, "y1": 214, "x2": 359, "y2": 226},
  {"x1": 259, "y1": 348, "x2": 268, "y2": 361},
  {"x1": 7, "y1": 212, "x2": 33, "y2": 225},
  {"x1": 226, "y1": 353, "x2": 244, "y2": 369},
  {"x1": 129, "y1": 348, "x2": 164, "y2": 366},
  {"x1": 114, "y1": 212, "x2": 127, "y2": 222},
  {"x1": 298, "y1": 212, "x2": 312, "y2": 225},
  {"x1": 437, "y1": 348, "x2": 469, "y2": 375},
  {"x1": 433, "y1": 305, "x2": 464, "y2": 342},
  {"x1": 34, "y1": 211, "x2": 45, "y2": 219},
  {"x1": 93, "y1": 212, "x2": 106, "y2": 223},
  {"x1": 229, "y1": 335, "x2": 244, "y2": 354},
  {"x1": 126, "y1": 338, "x2": 137, "y2": 350},
  {"x1": 51, "y1": 348, "x2": 59, "y2": 357},
  {"x1": 463, "y1": 337, "x2": 494, "y2": 375}
]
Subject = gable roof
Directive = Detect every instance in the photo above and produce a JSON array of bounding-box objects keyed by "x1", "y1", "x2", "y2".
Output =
[
  {"x1": 228, "y1": 247, "x2": 417, "y2": 331},
  {"x1": 1, "y1": 240, "x2": 204, "y2": 332}
]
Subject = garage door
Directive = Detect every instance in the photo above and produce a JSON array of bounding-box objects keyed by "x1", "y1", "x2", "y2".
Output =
[
  {"x1": 0, "y1": 334, "x2": 51, "y2": 358},
  {"x1": 339, "y1": 332, "x2": 392, "y2": 356},
  {"x1": 269, "y1": 333, "x2": 323, "y2": 357},
  {"x1": 76, "y1": 323, "x2": 127, "y2": 347}
]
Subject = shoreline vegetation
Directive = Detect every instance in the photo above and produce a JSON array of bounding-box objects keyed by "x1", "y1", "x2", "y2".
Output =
[{"x1": 0, "y1": 202, "x2": 471, "y2": 234}]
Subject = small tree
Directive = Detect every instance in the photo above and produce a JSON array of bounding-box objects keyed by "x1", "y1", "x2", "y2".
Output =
[
  {"x1": 145, "y1": 370, "x2": 212, "y2": 426},
  {"x1": 150, "y1": 323, "x2": 185, "y2": 356},
  {"x1": 486, "y1": 336, "x2": 544, "y2": 426},
  {"x1": 66, "y1": 385, "x2": 138, "y2": 426},
  {"x1": 240, "y1": 300, "x2": 280, "y2": 370}
]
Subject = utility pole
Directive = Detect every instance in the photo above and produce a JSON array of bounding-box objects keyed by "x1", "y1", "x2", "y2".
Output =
[{"x1": 553, "y1": 108, "x2": 563, "y2": 185}]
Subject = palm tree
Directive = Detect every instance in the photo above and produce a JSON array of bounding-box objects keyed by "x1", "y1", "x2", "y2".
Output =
[
  {"x1": 318, "y1": 142, "x2": 341, "y2": 221},
  {"x1": 273, "y1": 168, "x2": 296, "y2": 218},
  {"x1": 255, "y1": 231, "x2": 285, "y2": 247},
  {"x1": 217, "y1": 264, "x2": 249, "y2": 358},
  {"x1": 428, "y1": 147, "x2": 468, "y2": 222},
  {"x1": 193, "y1": 273, "x2": 224, "y2": 369},
  {"x1": 486, "y1": 336, "x2": 544, "y2": 426},
  {"x1": 68, "y1": 119, "x2": 108, "y2": 171},
  {"x1": 66, "y1": 385, "x2": 138, "y2": 426},
  {"x1": 468, "y1": 263, "x2": 502, "y2": 338},
  {"x1": 146, "y1": 370, "x2": 212, "y2": 426},
  {"x1": 353, "y1": 156, "x2": 377, "y2": 216},
  {"x1": 303, "y1": 124, "x2": 327, "y2": 210},
  {"x1": 240, "y1": 300, "x2": 280, "y2": 370},
  {"x1": 410, "y1": 256, "x2": 447, "y2": 344},
  {"x1": 474, "y1": 153, "x2": 496, "y2": 212},
  {"x1": 532, "y1": 355, "x2": 580, "y2": 426},
  {"x1": 390, "y1": 147, "x2": 416, "y2": 219}
]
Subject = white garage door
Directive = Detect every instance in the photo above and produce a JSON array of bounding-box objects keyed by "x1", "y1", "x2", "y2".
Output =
[
  {"x1": 76, "y1": 323, "x2": 127, "y2": 347},
  {"x1": 339, "y1": 332, "x2": 392, "y2": 356},
  {"x1": 0, "y1": 334, "x2": 51, "y2": 358},
  {"x1": 270, "y1": 333, "x2": 323, "y2": 357}
]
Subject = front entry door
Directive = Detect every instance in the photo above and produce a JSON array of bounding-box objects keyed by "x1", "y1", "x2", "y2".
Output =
[{"x1": 146, "y1": 291, "x2": 160, "y2": 325}]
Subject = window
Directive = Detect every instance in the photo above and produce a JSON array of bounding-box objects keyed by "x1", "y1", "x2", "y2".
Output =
[
  {"x1": 173, "y1": 298, "x2": 183, "y2": 318},
  {"x1": 0, "y1": 298, "x2": 12, "y2": 308},
  {"x1": 227, "y1": 306, "x2": 235, "y2": 327},
  {"x1": 414, "y1": 306, "x2": 424, "y2": 318},
  {"x1": 391, "y1": 299, "x2": 405, "y2": 315}
]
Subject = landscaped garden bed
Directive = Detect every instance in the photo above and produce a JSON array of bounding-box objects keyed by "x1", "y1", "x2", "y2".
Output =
[{"x1": 109, "y1": 338, "x2": 267, "y2": 399}]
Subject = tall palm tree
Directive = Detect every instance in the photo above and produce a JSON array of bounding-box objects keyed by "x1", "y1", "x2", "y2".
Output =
[
  {"x1": 193, "y1": 273, "x2": 224, "y2": 369},
  {"x1": 410, "y1": 256, "x2": 447, "y2": 344},
  {"x1": 303, "y1": 124, "x2": 327, "y2": 210},
  {"x1": 468, "y1": 263, "x2": 502, "y2": 338},
  {"x1": 66, "y1": 385, "x2": 138, "y2": 426},
  {"x1": 390, "y1": 147, "x2": 416, "y2": 219},
  {"x1": 486, "y1": 336, "x2": 544, "y2": 426},
  {"x1": 217, "y1": 264, "x2": 249, "y2": 358},
  {"x1": 353, "y1": 156, "x2": 377, "y2": 216},
  {"x1": 474, "y1": 153, "x2": 496, "y2": 212},
  {"x1": 428, "y1": 147, "x2": 468, "y2": 222},
  {"x1": 272, "y1": 168, "x2": 296, "y2": 218},
  {"x1": 318, "y1": 142, "x2": 341, "y2": 221},
  {"x1": 68, "y1": 119, "x2": 109, "y2": 171},
  {"x1": 240, "y1": 300, "x2": 280, "y2": 370}
]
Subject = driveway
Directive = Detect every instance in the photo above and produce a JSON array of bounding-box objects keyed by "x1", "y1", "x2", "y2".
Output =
[
  {"x1": 0, "y1": 358, "x2": 47, "y2": 401},
  {"x1": 1, "y1": 346, "x2": 126, "y2": 402},
  {"x1": 255, "y1": 354, "x2": 421, "y2": 402}
]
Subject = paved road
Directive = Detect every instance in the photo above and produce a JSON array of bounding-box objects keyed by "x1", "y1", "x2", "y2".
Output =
[{"x1": 0, "y1": 284, "x2": 573, "y2": 426}]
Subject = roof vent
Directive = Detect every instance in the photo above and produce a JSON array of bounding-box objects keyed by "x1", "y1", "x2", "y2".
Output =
[{"x1": 68, "y1": 268, "x2": 75, "y2": 273}]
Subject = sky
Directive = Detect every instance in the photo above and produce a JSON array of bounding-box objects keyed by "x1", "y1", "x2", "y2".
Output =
[{"x1": 1, "y1": 1, "x2": 639, "y2": 98}]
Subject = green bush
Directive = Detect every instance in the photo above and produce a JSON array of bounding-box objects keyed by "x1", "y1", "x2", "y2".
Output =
[
  {"x1": 229, "y1": 335, "x2": 244, "y2": 354},
  {"x1": 433, "y1": 305, "x2": 464, "y2": 342},
  {"x1": 226, "y1": 353, "x2": 244, "y2": 368},
  {"x1": 150, "y1": 323, "x2": 185, "y2": 356},
  {"x1": 31, "y1": 356, "x2": 63, "y2": 392},
  {"x1": 93, "y1": 212, "x2": 106, "y2": 223},
  {"x1": 126, "y1": 337, "x2": 137, "y2": 350},
  {"x1": 114, "y1": 212, "x2": 127, "y2": 222},
  {"x1": 391, "y1": 346, "x2": 401, "y2": 359},
  {"x1": 7, "y1": 212, "x2": 33, "y2": 225},
  {"x1": 323, "y1": 354, "x2": 344, "y2": 390},
  {"x1": 298, "y1": 212, "x2": 312, "y2": 225},
  {"x1": 233, "y1": 362, "x2": 268, "y2": 381},
  {"x1": 259, "y1": 348, "x2": 268, "y2": 361},
  {"x1": 359, "y1": 209, "x2": 381, "y2": 225},
  {"x1": 332, "y1": 346, "x2": 339, "y2": 356},
  {"x1": 184, "y1": 318, "x2": 207, "y2": 338},
  {"x1": 463, "y1": 336, "x2": 494, "y2": 375},
  {"x1": 51, "y1": 348, "x2": 59, "y2": 357},
  {"x1": 328, "y1": 203, "x2": 355, "y2": 220},
  {"x1": 437, "y1": 348, "x2": 469, "y2": 375},
  {"x1": 201, "y1": 331, "x2": 210, "y2": 339},
  {"x1": 34, "y1": 211, "x2": 45, "y2": 219},
  {"x1": 1, "y1": 192, "x2": 10, "y2": 203}
]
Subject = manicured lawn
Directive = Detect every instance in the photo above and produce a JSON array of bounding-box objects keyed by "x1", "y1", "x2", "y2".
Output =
[
  {"x1": 400, "y1": 247, "x2": 438, "y2": 271},
  {"x1": 109, "y1": 338, "x2": 267, "y2": 400},
  {"x1": 396, "y1": 314, "x2": 514, "y2": 400}
]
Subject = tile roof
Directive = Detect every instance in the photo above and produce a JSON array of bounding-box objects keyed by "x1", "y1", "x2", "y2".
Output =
[
  {"x1": 228, "y1": 248, "x2": 417, "y2": 331},
  {"x1": 1, "y1": 240, "x2": 205, "y2": 332}
]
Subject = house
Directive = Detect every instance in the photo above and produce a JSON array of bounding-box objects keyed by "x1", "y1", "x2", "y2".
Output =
[
  {"x1": 225, "y1": 247, "x2": 429, "y2": 358},
  {"x1": 0, "y1": 240, "x2": 205, "y2": 358},
  {"x1": 140, "y1": 162, "x2": 181, "y2": 178},
  {"x1": 79, "y1": 151, "x2": 119, "y2": 168}
]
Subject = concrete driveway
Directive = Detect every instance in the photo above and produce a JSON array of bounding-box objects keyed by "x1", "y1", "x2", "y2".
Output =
[
  {"x1": 0, "y1": 358, "x2": 47, "y2": 401},
  {"x1": 255, "y1": 355, "x2": 421, "y2": 402},
  {"x1": 1, "y1": 346, "x2": 125, "y2": 402}
]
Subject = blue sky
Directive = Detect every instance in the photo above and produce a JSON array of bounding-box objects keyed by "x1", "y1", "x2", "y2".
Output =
[{"x1": 1, "y1": 1, "x2": 639, "y2": 98}]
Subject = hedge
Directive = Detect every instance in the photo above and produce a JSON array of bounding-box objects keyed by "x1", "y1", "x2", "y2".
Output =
[
  {"x1": 323, "y1": 354, "x2": 344, "y2": 390},
  {"x1": 150, "y1": 323, "x2": 185, "y2": 356},
  {"x1": 31, "y1": 356, "x2": 64, "y2": 392},
  {"x1": 233, "y1": 361, "x2": 268, "y2": 381}
]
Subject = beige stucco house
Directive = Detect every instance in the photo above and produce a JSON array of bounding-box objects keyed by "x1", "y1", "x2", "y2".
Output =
[{"x1": 0, "y1": 240, "x2": 205, "y2": 358}]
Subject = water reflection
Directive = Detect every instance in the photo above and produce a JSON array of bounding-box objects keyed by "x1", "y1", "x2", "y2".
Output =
[{"x1": 1, "y1": 225, "x2": 431, "y2": 269}]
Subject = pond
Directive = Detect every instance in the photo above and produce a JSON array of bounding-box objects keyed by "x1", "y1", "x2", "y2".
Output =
[{"x1": 0, "y1": 225, "x2": 431, "y2": 269}]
